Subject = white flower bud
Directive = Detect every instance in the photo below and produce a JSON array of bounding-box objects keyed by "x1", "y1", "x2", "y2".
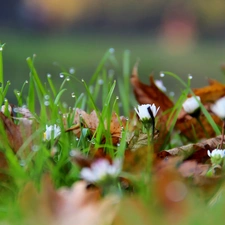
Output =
[
  {"x1": 211, "y1": 96, "x2": 225, "y2": 120},
  {"x1": 182, "y1": 96, "x2": 201, "y2": 114}
]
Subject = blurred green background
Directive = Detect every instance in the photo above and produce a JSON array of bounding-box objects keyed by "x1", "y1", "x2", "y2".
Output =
[{"x1": 1, "y1": 0, "x2": 225, "y2": 106}]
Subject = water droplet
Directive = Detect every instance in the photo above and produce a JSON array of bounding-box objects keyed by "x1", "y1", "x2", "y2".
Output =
[
  {"x1": 44, "y1": 101, "x2": 50, "y2": 106},
  {"x1": 188, "y1": 74, "x2": 193, "y2": 79},
  {"x1": 116, "y1": 96, "x2": 119, "y2": 100},
  {"x1": 16, "y1": 91, "x2": 21, "y2": 96},
  {"x1": 71, "y1": 92, "x2": 76, "y2": 98},
  {"x1": 98, "y1": 79, "x2": 104, "y2": 85},
  {"x1": 69, "y1": 67, "x2": 75, "y2": 74},
  {"x1": 0, "y1": 47, "x2": 3, "y2": 51},
  {"x1": 109, "y1": 48, "x2": 115, "y2": 54},
  {"x1": 76, "y1": 137, "x2": 79, "y2": 141},
  {"x1": 66, "y1": 77, "x2": 70, "y2": 81},
  {"x1": 69, "y1": 150, "x2": 77, "y2": 157},
  {"x1": 44, "y1": 95, "x2": 50, "y2": 100},
  {"x1": 47, "y1": 73, "x2": 51, "y2": 78},
  {"x1": 32, "y1": 145, "x2": 39, "y2": 152},
  {"x1": 117, "y1": 143, "x2": 120, "y2": 147},
  {"x1": 25, "y1": 80, "x2": 28, "y2": 84},
  {"x1": 160, "y1": 72, "x2": 165, "y2": 77},
  {"x1": 59, "y1": 73, "x2": 64, "y2": 78},
  {"x1": 81, "y1": 79, "x2": 84, "y2": 82},
  {"x1": 20, "y1": 160, "x2": 26, "y2": 167},
  {"x1": 169, "y1": 92, "x2": 175, "y2": 97}
]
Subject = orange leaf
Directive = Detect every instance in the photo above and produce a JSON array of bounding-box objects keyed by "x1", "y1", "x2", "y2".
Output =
[
  {"x1": 192, "y1": 79, "x2": 225, "y2": 104},
  {"x1": 66, "y1": 109, "x2": 127, "y2": 145},
  {"x1": 130, "y1": 64, "x2": 174, "y2": 112}
]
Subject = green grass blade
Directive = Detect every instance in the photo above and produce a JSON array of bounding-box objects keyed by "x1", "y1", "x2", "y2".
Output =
[
  {"x1": 0, "y1": 43, "x2": 5, "y2": 89},
  {"x1": 26, "y1": 57, "x2": 46, "y2": 96}
]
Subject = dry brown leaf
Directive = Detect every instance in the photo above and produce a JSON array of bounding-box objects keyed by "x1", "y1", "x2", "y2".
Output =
[
  {"x1": 164, "y1": 135, "x2": 224, "y2": 163},
  {"x1": 175, "y1": 105, "x2": 222, "y2": 140},
  {"x1": 178, "y1": 160, "x2": 210, "y2": 177},
  {"x1": 0, "y1": 112, "x2": 23, "y2": 152},
  {"x1": 20, "y1": 176, "x2": 119, "y2": 225},
  {"x1": 192, "y1": 79, "x2": 225, "y2": 104},
  {"x1": 66, "y1": 109, "x2": 127, "y2": 145},
  {"x1": 130, "y1": 64, "x2": 174, "y2": 112}
]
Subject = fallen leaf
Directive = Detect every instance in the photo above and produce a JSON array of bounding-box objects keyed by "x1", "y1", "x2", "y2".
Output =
[
  {"x1": 175, "y1": 106, "x2": 222, "y2": 141},
  {"x1": 192, "y1": 79, "x2": 225, "y2": 104},
  {"x1": 66, "y1": 109, "x2": 127, "y2": 145},
  {"x1": 0, "y1": 112, "x2": 23, "y2": 152},
  {"x1": 178, "y1": 160, "x2": 209, "y2": 177},
  {"x1": 164, "y1": 134, "x2": 224, "y2": 163},
  {"x1": 19, "y1": 176, "x2": 119, "y2": 225},
  {"x1": 130, "y1": 64, "x2": 174, "y2": 112}
]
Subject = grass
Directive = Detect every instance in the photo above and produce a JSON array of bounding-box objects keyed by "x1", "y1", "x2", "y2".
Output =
[{"x1": 0, "y1": 33, "x2": 225, "y2": 224}]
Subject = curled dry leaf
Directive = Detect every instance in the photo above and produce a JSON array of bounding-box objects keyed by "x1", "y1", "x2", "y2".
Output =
[
  {"x1": 176, "y1": 106, "x2": 222, "y2": 140},
  {"x1": 0, "y1": 112, "x2": 23, "y2": 153},
  {"x1": 19, "y1": 176, "x2": 119, "y2": 225},
  {"x1": 130, "y1": 63, "x2": 174, "y2": 113},
  {"x1": 192, "y1": 79, "x2": 225, "y2": 104},
  {"x1": 66, "y1": 109, "x2": 127, "y2": 145},
  {"x1": 164, "y1": 135, "x2": 225, "y2": 163}
]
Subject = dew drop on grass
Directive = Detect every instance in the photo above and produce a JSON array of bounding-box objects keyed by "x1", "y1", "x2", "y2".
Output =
[
  {"x1": 71, "y1": 92, "x2": 76, "y2": 98},
  {"x1": 32, "y1": 145, "x2": 39, "y2": 152},
  {"x1": 59, "y1": 73, "x2": 64, "y2": 78},
  {"x1": 98, "y1": 79, "x2": 104, "y2": 85},
  {"x1": 44, "y1": 95, "x2": 50, "y2": 100},
  {"x1": 76, "y1": 137, "x2": 79, "y2": 141},
  {"x1": 117, "y1": 143, "x2": 120, "y2": 147},
  {"x1": 169, "y1": 92, "x2": 175, "y2": 97},
  {"x1": 47, "y1": 73, "x2": 51, "y2": 78},
  {"x1": 69, "y1": 150, "x2": 77, "y2": 157},
  {"x1": 20, "y1": 160, "x2": 26, "y2": 167},
  {"x1": 0, "y1": 47, "x2": 3, "y2": 51},
  {"x1": 44, "y1": 101, "x2": 50, "y2": 106},
  {"x1": 188, "y1": 74, "x2": 193, "y2": 79},
  {"x1": 16, "y1": 91, "x2": 21, "y2": 96},
  {"x1": 66, "y1": 77, "x2": 70, "y2": 81},
  {"x1": 69, "y1": 67, "x2": 75, "y2": 74},
  {"x1": 109, "y1": 48, "x2": 115, "y2": 54},
  {"x1": 160, "y1": 72, "x2": 165, "y2": 77}
]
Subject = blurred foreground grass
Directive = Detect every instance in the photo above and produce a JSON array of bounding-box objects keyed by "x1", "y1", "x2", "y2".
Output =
[{"x1": 1, "y1": 27, "x2": 225, "y2": 105}]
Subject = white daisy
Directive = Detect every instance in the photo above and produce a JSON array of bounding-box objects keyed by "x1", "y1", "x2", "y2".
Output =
[
  {"x1": 44, "y1": 124, "x2": 61, "y2": 141},
  {"x1": 134, "y1": 104, "x2": 160, "y2": 121},
  {"x1": 80, "y1": 158, "x2": 122, "y2": 183},
  {"x1": 211, "y1": 96, "x2": 225, "y2": 120},
  {"x1": 182, "y1": 96, "x2": 201, "y2": 114}
]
